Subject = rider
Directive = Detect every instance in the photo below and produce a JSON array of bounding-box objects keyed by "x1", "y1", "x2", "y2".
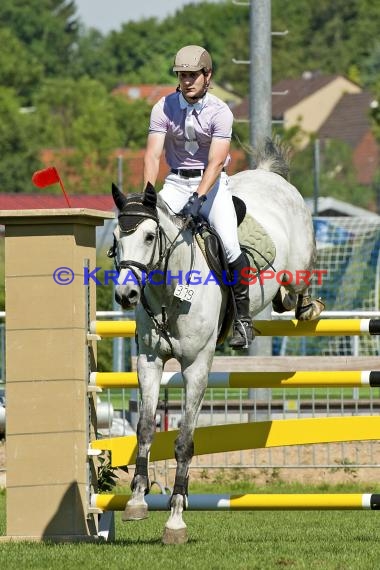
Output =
[{"x1": 143, "y1": 45, "x2": 253, "y2": 349}]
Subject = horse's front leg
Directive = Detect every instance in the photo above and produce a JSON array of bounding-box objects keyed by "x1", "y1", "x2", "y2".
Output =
[
  {"x1": 122, "y1": 354, "x2": 163, "y2": 521},
  {"x1": 162, "y1": 356, "x2": 210, "y2": 545}
]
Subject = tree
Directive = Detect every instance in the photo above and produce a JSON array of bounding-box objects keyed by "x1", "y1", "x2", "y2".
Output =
[
  {"x1": 289, "y1": 137, "x2": 375, "y2": 207},
  {"x1": 0, "y1": 0, "x2": 79, "y2": 79},
  {"x1": 69, "y1": 28, "x2": 112, "y2": 84},
  {"x1": 362, "y1": 43, "x2": 380, "y2": 89},
  {"x1": 0, "y1": 28, "x2": 43, "y2": 102},
  {"x1": 0, "y1": 87, "x2": 41, "y2": 192},
  {"x1": 112, "y1": 95, "x2": 152, "y2": 149},
  {"x1": 32, "y1": 77, "x2": 152, "y2": 193}
]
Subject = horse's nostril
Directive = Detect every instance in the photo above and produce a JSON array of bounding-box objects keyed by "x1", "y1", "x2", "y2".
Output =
[{"x1": 129, "y1": 291, "x2": 139, "y2": 301}]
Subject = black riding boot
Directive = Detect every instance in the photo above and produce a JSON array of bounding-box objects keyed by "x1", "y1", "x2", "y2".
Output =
[{"x1": 228, "y1": 253, "x2": 253, "y2": 349}]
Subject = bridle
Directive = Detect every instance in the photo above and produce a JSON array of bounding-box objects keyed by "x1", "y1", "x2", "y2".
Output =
[{"x1": 108, "y1": 206, "x2": 185, "y2": 351}]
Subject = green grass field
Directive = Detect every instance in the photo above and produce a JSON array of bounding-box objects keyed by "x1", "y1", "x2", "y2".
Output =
[{"x1": 1, "y1": 482, "x2": 380, "y2": 569}]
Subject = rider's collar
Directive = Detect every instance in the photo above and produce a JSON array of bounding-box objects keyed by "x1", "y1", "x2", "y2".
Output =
[{"x1": 179, "y1": 92, "x2": 207, "y2": 112}]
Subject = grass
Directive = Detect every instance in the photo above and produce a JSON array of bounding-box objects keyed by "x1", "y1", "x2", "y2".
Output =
[{"x1": 2, "y1": 482, "x2": 380, "y2": 569}]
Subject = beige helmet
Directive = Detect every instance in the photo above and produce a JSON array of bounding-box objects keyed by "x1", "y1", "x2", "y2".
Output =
[{"x1": 173, "y1": 45, "x2": 212, "y2": 73}]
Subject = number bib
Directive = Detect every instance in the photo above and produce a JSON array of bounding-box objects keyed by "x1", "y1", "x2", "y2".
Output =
[{"x1": 173, "y1": 284, "x2": 195, "y2": 303}]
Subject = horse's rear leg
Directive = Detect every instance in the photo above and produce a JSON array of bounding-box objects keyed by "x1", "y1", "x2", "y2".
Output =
[
  {"x1": 295, "y1": 288, "x2": 325, "y2": 321},
  {"x1": 122, "y1": 355, "x2": 162, "y2": 522},
  {"x1": 162, "y1": 358, "x2": 210, "y2": 545}
]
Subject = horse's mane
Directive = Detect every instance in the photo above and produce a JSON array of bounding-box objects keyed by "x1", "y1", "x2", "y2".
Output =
[{"x1": 156, "y1": 194, "x2": 185, "y2": 229}]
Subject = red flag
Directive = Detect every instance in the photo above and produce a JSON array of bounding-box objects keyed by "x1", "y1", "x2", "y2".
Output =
[
  {"x1": 32, "y1": 166, "x2": 60, "y2": 188},
  {"x1": 32, "y1": 166, "x2": 72, "y2": 208}
]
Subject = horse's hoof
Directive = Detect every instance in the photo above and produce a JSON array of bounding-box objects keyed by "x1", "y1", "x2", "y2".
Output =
[
  {"x1": 162, "y1": 526, "x2": 188, "y2": 545},
  {"x1": 122, "y1": 503, "x2": 148, "y2": 521}
]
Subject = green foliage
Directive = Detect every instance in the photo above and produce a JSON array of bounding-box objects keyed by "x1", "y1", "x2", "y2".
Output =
[
  {"x1": 29, "y1": 77, "x2": 151, "y2": 193},
  {"x1": 290, "y1": 137, "x2": 376, "y2": 206},
  {"x1": 370, "y1": 88, "x2": 380, "y2": 147},
  {"x1": 0, "y1": 87, "x2": 41, "y2": 192},
  {"x1": 272, "y1": 0, "x2": 380, "y2": 84},
  {"x1": 97, "y1": 454, "x2": 128, "y2": 492},
  {"x1": 112, "y1": 96, "x2": 152, "y2": 149},
  {"x1": 95, "y1": 255, "x2": 115, "y2": 373},
  {"x1": 0, "y1": 0, "x2": 79, "y2": 82},
  {"x1": 0, "y1": 28, "x2": 43, "y2": 102}
]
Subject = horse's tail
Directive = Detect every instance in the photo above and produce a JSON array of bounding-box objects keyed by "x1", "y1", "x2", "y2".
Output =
[{"x1": 250, "y1": 136, "x2": 290, "y2": 180}]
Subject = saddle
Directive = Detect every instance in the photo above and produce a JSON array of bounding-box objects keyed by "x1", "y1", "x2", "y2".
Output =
[{"x1": 195, "y1": 195, "x2": 276, "y2": 344}]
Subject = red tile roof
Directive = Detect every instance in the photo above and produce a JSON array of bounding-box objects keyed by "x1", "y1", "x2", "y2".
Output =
[
  {"x1": 317, "y1": 92, "x2": 379, "y2": 185},
  {"x1": 112, "y1": 84, "x2": 177, "y2": 105},
  {"x1": 318, "y1": 92, "x2": 374, "y2": 148},
  {"x1": 0, "y1": 194, "x2": 115, "y2": 211},
  {"x1": 271, "y1": 74, "x2": 343, "y2": 118},
  {"x1": 233, "y1": 74, "x2": 345, "y2": 120}
]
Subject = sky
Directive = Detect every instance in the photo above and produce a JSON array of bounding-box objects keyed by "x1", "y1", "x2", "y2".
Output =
[{"x1": 74, "y1": 0, "x2": 222, "y2": 34}]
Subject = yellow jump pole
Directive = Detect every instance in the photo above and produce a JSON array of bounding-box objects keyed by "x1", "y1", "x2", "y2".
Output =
[
  {"x1": 89, "y1": 318, "x2": 380, "y2": 338},
  {"x1": 90, "y1": 370, "x2": 380, "y2": 389},
  {"x1": 92, "y1": 493, "x2": 380, "y2": 511},
  {"x1": 253, "y1": 319, "x2": 380, "y2": 337},
  {"x1": 91, "y1": 416, "x2": 380, "y2": 467},
  {"x1": 90, "y1": 320, "x2": 136, "y2": 338}
]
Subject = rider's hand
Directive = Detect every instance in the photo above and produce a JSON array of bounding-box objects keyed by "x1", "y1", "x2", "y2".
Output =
[{"x1": 182, "y1": 192, "x2": 207, "y2": 220}]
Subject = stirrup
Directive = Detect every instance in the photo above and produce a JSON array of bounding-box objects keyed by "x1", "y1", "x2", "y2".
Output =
[{"x1": 229, "y1": 319, "x2": 253, "y2": 349}]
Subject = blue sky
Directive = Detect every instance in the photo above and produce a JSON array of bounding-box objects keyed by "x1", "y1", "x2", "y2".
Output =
[{"x1": 75, "y1": 0, "x2": 221, "y2": 34}]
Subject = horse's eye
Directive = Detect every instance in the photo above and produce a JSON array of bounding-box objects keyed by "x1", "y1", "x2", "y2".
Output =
[{"x1": 145, "y1": 232, "x2": 155, "y2": 245}]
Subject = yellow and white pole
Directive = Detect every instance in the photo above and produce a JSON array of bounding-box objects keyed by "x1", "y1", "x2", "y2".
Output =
[
  {"x1": 89, "y1": 319, "x2": 380, "y2": 338},
  {"x1": 92, "y1": 493, "x2": 380, "y2": 512},
  {"x1": 90, "y1": 370, "x2": 380, "y2": 389}
]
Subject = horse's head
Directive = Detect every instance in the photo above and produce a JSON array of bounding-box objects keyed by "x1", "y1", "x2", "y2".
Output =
[{"x1": 111, "y1": 182, "x2": 160, "y2": 309}]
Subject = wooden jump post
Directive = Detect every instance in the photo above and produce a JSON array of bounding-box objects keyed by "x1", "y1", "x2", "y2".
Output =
[{"x1": 0, "y1": 208, "x2": 113, "y2": 542}]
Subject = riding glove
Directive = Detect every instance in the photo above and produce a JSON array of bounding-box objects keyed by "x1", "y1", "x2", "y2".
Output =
[{"x1": 182, "y1": 192, "x2": 207, "y2": 220}]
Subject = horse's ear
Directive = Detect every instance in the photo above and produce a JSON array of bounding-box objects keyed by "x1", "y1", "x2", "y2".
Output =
[
  {"x1": 112, "y1": 183, "x2": 128, "y2": 211},
  {"x1": 142, "y1": 182, "x2": 157, "y2": 209}
]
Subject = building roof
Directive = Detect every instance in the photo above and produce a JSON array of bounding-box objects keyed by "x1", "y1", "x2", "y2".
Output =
[
  {"x1": 112, "y1": 84, "x2": 177, "y2": 105},
  {"x1": 318, "y1": 92, "x2": 374, "y2": 148},
  {"x1": 233, "y1": 74, "x2": 356, "y2": 120},
  {"x1": 112, "y1": 83, "x2": 241, "y2": 108},
  {"x1": 306, "y1": 196, "x2": 379, "y2": 217},
  {"x1": 271, "y1": 74, "x2": 345, "y2": 118},
  {"x1": 0, "y1": 194, "x2": 115, "y2": 211}
]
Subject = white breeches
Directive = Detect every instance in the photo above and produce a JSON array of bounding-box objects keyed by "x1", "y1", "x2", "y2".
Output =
[{"x1": 159, "y1": 171, "x2": 241, "y2": 263}]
